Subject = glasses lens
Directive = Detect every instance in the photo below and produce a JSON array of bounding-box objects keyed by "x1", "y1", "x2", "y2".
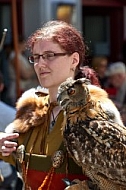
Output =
[
  {"x1": 29, "y1": 55, "x2": 40, "y2": 63},
  {"x1": 43, "y1": 52, "x2": 55, "y2": 60},
  {"x1": 28, "y1": 56, "x2": 35, "y2": 63}
]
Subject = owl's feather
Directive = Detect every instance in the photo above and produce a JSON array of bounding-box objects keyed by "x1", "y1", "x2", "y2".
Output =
[{"x1": 57, "y1": 77, "x2": 126, "y2": 190}]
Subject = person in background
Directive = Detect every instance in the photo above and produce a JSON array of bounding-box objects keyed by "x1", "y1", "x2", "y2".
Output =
[
  {"x1": 105, "y1": 61, "x2": 126, "y2": 109},
  {"x1": 0, "y1": 72, "x2": 16, "y2": 130},
  {"x1": 0, "y1": 43, "x2": 12, "y2": 105},
  {"x1": 0, "y1": 71, "x2": 23, "y2": 190},
  {"x1": 91, "y1": 55, "x2": 108, "y2": 88},
  {"x1": 120, "y1": 105, "x2": 126, "y2": 125},
  {"x1": 0, "y1": 20, "x2": 103, "y2": 190},
  {"x1": 8, "y1": 36, "x2": 39, "y2": 107}
]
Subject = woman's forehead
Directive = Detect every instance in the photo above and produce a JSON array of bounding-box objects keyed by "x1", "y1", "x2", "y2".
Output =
[{"x1": 32, "y1": 40, "x2": 61, "y2": 52}]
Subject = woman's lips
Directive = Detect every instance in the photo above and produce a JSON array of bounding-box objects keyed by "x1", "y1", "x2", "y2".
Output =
[{"x1": 40, "y1": 71, "x2": 50, "y2": 77}]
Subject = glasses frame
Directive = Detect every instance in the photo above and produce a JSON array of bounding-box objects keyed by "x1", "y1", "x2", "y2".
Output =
[{"x1": 28, "y1": 52, "x2": 68, "y2": 64}]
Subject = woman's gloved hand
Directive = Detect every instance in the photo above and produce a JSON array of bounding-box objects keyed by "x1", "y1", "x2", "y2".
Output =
[{"x1": 64, "y1": 179, "x2": 89, "y2": 190}]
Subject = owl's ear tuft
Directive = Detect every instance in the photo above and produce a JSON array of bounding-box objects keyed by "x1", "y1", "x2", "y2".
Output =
[{"x1": 75, "y1": 78, "x2": 91, "y2": 85}]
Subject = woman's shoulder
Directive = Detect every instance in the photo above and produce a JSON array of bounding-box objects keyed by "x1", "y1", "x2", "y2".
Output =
[
  {"x1": 6, "y1": 87, "x2": 49, "y2": 133},
  {"x1": 16, "y1": 86, "x2": 49, "y2": 110}
]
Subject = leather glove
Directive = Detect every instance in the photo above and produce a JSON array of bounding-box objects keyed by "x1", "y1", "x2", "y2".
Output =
[{"x1": 64, "y1": 179, "x2": 89, "y2": 190}]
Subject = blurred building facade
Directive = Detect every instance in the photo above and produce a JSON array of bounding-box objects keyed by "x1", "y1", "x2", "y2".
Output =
[{"x1": 0, "y1": 0, "x2": 126, "y2": 62}]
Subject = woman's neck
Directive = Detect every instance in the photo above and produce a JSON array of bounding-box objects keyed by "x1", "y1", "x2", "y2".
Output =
[{"x1": 48, "y1": 87, "x2": 58, "y2": 103}]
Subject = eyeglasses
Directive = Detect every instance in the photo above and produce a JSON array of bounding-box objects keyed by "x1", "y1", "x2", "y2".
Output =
[{"x1": 28, "y1": 52, "x2": 68, "y2": 64}]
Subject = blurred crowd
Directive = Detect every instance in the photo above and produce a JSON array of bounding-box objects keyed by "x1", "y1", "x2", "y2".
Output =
[
  {"x1": 91, "y1": 56, "x2": 126, "y2": 125},
  {"x1": 0, "y1": 71, "x2": 23, "y2": 189},
  {"x1": 0, "y1": 36, "x2": 39, "y2": 107}
]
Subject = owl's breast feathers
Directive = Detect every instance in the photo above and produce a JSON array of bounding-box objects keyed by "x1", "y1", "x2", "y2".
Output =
[{"x1": 65, "y1": 99, "x2": 110, "y2": 126}]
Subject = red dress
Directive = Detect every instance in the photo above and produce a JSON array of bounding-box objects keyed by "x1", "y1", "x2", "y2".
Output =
[
  {"x1": 27, "y1": 170, "x2": 88, "y2": 190},
  {"x1": 25, "y1": 153, "x2": 88, "y2": 190}
]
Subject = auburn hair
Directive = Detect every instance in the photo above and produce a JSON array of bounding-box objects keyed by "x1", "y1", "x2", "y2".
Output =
[{"x1": 27, "y1": 20, "x2": 86, "y2": 68}]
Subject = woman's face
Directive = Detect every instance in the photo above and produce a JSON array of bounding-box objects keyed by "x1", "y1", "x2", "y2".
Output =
[{"x1": 32, "y1": 40, "x2": 79, "y2": 89}]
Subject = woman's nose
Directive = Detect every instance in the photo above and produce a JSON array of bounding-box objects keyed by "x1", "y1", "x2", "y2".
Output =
[{"x1": 37, "y1": 56, "x2": 47, "y2": 67}]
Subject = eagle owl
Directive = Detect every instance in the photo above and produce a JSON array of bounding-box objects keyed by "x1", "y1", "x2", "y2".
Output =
[{"x1": 57, "y1": 77, "x2": 126, "y2": 190}]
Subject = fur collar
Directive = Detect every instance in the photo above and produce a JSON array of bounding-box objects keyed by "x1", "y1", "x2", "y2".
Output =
[{"x1": 5, "y1": 87, "x2": 49, "y2": 133}]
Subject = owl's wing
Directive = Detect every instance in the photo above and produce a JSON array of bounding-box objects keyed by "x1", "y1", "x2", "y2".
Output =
[{"x1": 63, "y1": 119, "x2": 126, "y2": 187}]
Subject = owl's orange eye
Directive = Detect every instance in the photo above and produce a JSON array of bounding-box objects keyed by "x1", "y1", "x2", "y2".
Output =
[{"x1": 67, "y1": 88, "x2": 75, "y2": 95}]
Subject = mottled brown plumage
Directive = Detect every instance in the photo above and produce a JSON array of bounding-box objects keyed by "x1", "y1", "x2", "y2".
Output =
[{"x1": 57, "y1": 77, "x2": 126, "y2": 190}]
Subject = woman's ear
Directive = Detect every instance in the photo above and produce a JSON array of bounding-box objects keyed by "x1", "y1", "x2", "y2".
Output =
[{"x1": 72, "y1": 52, "x2": 79, "y2": 67}]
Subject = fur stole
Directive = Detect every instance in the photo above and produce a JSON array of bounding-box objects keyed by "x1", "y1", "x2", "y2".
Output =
[{"x1": 5, "y1": 87, "x2": 49, "y2": 133}]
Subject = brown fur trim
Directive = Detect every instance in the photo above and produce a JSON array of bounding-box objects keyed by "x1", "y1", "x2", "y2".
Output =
[{"x1": 11, "y1": 88, "x2": 49, "y2": 133}]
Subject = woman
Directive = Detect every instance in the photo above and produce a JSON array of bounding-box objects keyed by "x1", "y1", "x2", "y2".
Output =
[{"x1": 0, "y1": 20, "x2": 98, "y2": 190}]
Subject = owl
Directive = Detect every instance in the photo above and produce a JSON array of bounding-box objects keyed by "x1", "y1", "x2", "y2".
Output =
[{"x1": 57, "y1": 77, "x2": 126, "y2": 190}]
